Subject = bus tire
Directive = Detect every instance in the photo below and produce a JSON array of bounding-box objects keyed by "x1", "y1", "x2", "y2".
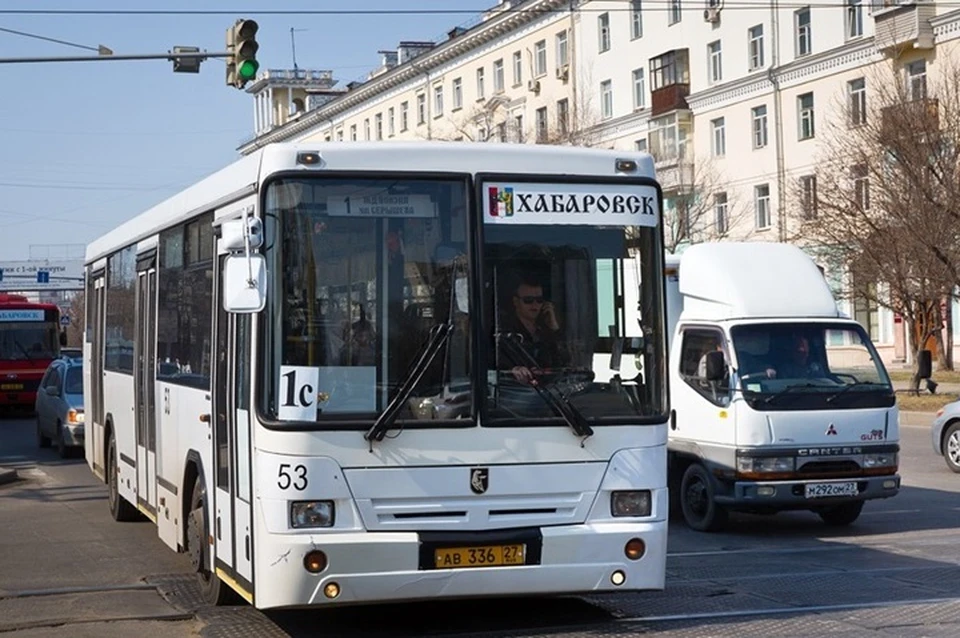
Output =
[
  {"x1": 680, "y1": 463, "x2": 728, "y2": 532},
  {"x1": 816, "y1": 501, "x2": 864, "y2": 527},
  {"x1": 186, "y1": 475, "x2": 237, "y2": 606},
  {"x1": 107, "y1": 433, "x2": 138, "y2": 522}
]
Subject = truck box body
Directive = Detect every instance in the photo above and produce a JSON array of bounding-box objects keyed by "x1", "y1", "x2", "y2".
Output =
[{"x1": 665, "y1": 242, "x2": 900, "y2": 531}]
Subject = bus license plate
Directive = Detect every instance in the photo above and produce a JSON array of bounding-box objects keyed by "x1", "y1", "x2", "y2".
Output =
[
  {"x1": 434, "y1": 544, "x2": 525, "y2": 569},
  {"x1": 0, "y1": 384, "x2": 23, "y2": 391},
  {"x1": 805, "y1": 482, "x2": 858, "y2": 498}
]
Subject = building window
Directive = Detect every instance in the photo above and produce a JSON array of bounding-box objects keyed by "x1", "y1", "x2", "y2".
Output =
[
  {"x1": 417, "y1": 93, "x2": 426, "y2": 125},
  {"x1": 715, "y1": 192, "x2": 728, "y2": 235},
  {"x1": 514, "y1": 113, "x2": 524, "y2": 143},
  {"x1": 796, "y1": 8, "x2": 812, "y2": 57},
  {"x1": 556, "y1": 30, "x2": 569, "y2": 68},
  {"x1": 798, "y1": 92, "x2": 815, "y2": 140},
  {"x1": 748, "y1": 25, "x2": 765, "y2": 70},
  {"x1": 452, "y1": 78, "x2": 462, "y2": 110},
  {"x1": 632, "y1": 68, "x2": 646, "y2": 109},
  {"x1": 336, "y1": 129, "x2": 344, "y2": 141},
  {"x1": 669, "y1": 0, "x2": 682, "y2": 25},
  {"x1": 497, "y1": 122, "x2": 507, "y2": 142},
  {"x1": 846, "y1": 0, "x2": 863, "y2": 39},
  {"x1": 493, "y1": 59, "x2": 505, "y2": 93},
  {"x1": 477, "y1": 126, "x2": 488, "y2": 142},
  {"x1": 557, "y1": 98, "x2": 569, "y2": 136},
  {"x1": 907, "y1": 59, "x2": 927, "y2": 100},
  {"x1": 600, "y1": 80, "x2": 613, "y2": 119},
  {"x1": 711, "y1": 117, "x2": 725, "y2": 156},
  {"x1": 476, "y1": 67, "x2": 486, "y2": 99},
  {"x1": 853, "y1": 165, "x2": 870, "y2": 210},
  {"x1": 800, "y1": 175, "x2": 817, "y2": 220},
  {"x1": 631, "y1": 0, "x2": 643, "y2": 39},
  {"x1": 512, "y1": 51, "x2": 522, "y2": 86},
  {"x1": 433, "y1": 85, "x2": 444, "y2": 116},
  {"x1": 350, "y1": 124, "x2": 357, "y2": 141},
  {"x1": 388, "y1": 107, "x2": 395, "y2": 136},
  {"x1": 708, "y1": 40, "x2": 722, "y2": 84},
  {"x1": 755, "y1": 184, "x2": 771, "y2": 229},
  {"x1": 598, "y1": 13, "x2": 611, "y2": 52},
  {"x1": 648, "y1": 113, "x2": 690, "y2": 162},
  {"x1": 649, "y1": 49, "x2": 689, "y2": 90},
  {"x1": 848, "y1": 78, "x2": 866, "y2": 126},
  {"x1": 536, "y1": 106, "x2": 548, "y2": 142},
  {"x1": 534, "y1": 40, "x2": 547, "y2": 76},
  {"x1": 400, "y1": 101, "x2": 409, "y2": 131},
  {"x1": 752, "y1": 105, "x2": 768, "y2": 148},
  {"x1": 375, "y1": 113, "x2": 383, "y2": 140},
  {"x1": 364, "y1": 118, "x2": 370, "y2": 140},
  {"x1": 635, "y1": 138, "x2": 648, "y2": 152}
]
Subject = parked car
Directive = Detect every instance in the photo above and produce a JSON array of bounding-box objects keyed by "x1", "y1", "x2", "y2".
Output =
[
  {"x1": 932, "y1": 400, "x2": 960, "y2": 473},
  {"x1": 60, "y1": 347, "x2": 82, "y2": 359},
  {"x1": 35, "y1": 357, "x2": 84, "y2": 458}
]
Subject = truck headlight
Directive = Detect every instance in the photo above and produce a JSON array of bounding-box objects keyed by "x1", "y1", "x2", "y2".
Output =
[
  {"x1": 290, "y1": 501, "x2": 335, "y2": 528},
  {"x1": 736, "y1": 457, "x2": 795, "y2": 474},
  {"x1": 611, "y1": 490, "x2": 652, "y2": 517},
  {"x1": 863, "y1": 453, "x2": 897, "y2": 468}
]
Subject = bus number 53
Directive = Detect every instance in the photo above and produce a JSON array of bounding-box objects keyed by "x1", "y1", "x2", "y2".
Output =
[{"x1": 278, "y1": 463, "x2": 308, "y2": 490}]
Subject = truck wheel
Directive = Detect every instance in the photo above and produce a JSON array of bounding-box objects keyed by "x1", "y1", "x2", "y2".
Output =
[
  {"x1": 943, "y1": 423, "x2": 960, "y2": 473},
  {"x1": 817, "y1": 501, "x2": 864, "y2": 526},
  {"x1": 680, "y1": 463, "x2": 728, "y2": 532}
]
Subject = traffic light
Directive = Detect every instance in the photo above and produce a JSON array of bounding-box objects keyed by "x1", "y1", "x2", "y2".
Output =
[{"x1": 226, "y1": 19, "x2": 259, "y2": 89}]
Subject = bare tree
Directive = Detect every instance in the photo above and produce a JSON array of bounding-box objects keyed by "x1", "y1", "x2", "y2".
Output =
[{"x1": 796, "y1": 56, "x2": 960, "y2": 385}]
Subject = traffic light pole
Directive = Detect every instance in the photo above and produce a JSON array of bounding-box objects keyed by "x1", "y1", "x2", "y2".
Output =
[{"x1": 0, "y1": 51, "x2": 229, "y2": 64}]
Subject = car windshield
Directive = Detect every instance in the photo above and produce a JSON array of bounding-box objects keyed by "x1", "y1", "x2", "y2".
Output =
[
  {"x1": 731, "y1": 322, "x2": 895, "y2": 410},
  {"x1": 64, "y1": 366, "x2": 83, "y2": 395}
]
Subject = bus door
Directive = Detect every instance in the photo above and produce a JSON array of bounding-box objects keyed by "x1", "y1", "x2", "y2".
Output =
[
  {"x1": 89, "y1": 271, "x2": 106, "y2": 474},
  {"x1": 212, "y1": 253, "x2": 254, "y2": 594},
  {"x1": 134, "y1": 257, "x2": 158, "y2": 517}
]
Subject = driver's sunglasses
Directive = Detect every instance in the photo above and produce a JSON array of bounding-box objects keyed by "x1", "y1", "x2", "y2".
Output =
[{"x1": 517, "y1": 295, "x2": 545, "y2": 304}]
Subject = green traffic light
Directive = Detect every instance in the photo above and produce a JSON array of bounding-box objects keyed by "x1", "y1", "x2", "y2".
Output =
[{"x1": 238, "y1": 59, "x2": 259, "y2": 80}]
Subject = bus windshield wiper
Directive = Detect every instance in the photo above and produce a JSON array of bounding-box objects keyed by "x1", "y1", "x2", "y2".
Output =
[
  {"x1": 497, "y1": 333, "x2": 593, "y2": 441},
  {"x1": 825, "y1": 381, "x2": 888, "y2": 404},
  {"x1": 364, "y1": 323, "x2": 453, "y2": 447}
]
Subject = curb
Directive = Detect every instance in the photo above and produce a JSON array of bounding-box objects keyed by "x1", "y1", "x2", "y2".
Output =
[{"x1": 0, "y1": 467, "x2": 18, "y2": 486}]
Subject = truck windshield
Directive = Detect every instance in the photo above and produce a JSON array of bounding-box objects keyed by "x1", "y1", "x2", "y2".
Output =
[
  {"x1": 731, "y1": 322, "x2": 895, "y2": 410},
  {"x1": 482, "y1": 179, "x2": 667, "y2": 424},
  {"x1": 260, "y1": 175, "x2": 473, "y2": 425}
]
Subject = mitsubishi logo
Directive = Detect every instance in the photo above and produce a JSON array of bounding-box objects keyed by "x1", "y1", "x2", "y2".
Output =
[
  {"x1": 826, "y1": 424, "x2": 838, "y2": 436},
  {"x1": 470, "y1": 467, "x2": 489, "y2": 494}
]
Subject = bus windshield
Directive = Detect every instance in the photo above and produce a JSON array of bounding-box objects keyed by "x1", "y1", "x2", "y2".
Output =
[{"x1": 0, "y1": 321, "x2": 59, "y2": 360}]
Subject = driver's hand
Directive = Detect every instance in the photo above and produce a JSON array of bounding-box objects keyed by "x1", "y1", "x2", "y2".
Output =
[
  {"x1": 765, "y1": 367, "x2": 777, "y2": 378},
  {"x1": 511, "y1": 366, "x2": 538, "y2": 384},
  {"x1": 539, "y1": 302, "x2": 560, "y2": 331}
]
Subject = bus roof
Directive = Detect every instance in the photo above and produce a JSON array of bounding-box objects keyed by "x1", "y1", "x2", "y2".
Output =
[
  {"x1": 0, "y1": 293, "x2": 59, "y2": 311},
  {"x1": 85, "y1": 141, "x2": 657, "y2": 265}
]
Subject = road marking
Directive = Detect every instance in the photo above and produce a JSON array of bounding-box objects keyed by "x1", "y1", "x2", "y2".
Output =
[
  {"x1": 678, "y1": 562, "x2": 960, "y2": 583},
  {"x1": 667, "y1": 533, "x2": 960, "y2": 558},
  {"x1": 0, "y1": 583, "x2": 155, "y2": 599},
  {"x1": 614, "y1": 596, "x2": 960, "y2": 624}
]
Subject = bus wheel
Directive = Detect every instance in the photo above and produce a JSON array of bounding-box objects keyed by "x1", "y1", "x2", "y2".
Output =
[
  {"x1": 107, "y1": 433, "x2": 138, "y2": 522},
  {"x1": 680, "y1": 463, "x2": 728, "y2": 532},
  {"x1": 816, "y1": 501, "x2": 864, "y2": 527},
  {"x1": 186, "y1": 476, "x2": 237, "y2": 606}
]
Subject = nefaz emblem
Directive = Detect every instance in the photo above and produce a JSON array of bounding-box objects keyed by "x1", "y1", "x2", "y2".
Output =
[
  {"x1": 826, "y1": 424, "x2": 838, "y2": 436},
  {"x1": 470, "y1": 468, "x2": 489, "y2": 494}
]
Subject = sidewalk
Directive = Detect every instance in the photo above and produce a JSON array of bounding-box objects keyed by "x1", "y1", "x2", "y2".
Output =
[{"x1": 0, "y1": 466, "x2": 16, "y2": 486}]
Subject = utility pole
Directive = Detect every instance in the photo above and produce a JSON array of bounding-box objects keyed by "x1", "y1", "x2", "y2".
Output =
[{"x1": 290, "y1": 28, "x2": 307, "y2": 72}]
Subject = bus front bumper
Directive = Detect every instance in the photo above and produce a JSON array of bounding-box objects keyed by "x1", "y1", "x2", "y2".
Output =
[{"x1": 254, "y1": 521, "x2": 667, "y2": 609}]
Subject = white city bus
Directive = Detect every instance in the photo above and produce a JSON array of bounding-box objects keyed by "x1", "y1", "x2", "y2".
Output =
[{"x1": 83, "y1": 141, "x2": 669, "y2": 609}]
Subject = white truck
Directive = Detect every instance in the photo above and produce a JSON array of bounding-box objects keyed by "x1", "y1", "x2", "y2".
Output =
[{"x1": 665, "y1": 242, "x2": 901, "y2": 531}]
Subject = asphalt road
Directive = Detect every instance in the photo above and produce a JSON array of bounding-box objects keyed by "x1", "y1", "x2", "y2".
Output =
[{"x1": 1, "y1": 410, "x2": 958, "y2": 637}]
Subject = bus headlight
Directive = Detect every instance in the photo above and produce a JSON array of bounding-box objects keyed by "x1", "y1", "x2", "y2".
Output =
[
  {"x1": 611, "y1": 490, "x2": 652, "y2": 517},
  {"x1": 290, "y1": 501, "x2": 335, "y2": 528}
]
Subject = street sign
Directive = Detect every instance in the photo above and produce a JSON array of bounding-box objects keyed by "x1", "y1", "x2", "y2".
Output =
[
  {"x1": 60, "y1": 315, "x2": 71, "y2": 326},
  {"x1": 0, "y1": 260, "x2": 83, "y2": 292}
]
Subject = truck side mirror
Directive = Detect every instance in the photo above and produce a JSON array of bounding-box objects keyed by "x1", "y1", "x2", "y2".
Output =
[
  {"x1": 917, "y1": 349, "x2": 932, "y2": 380},
  {"x1": 705, "y1": 350, "x2": 726, "y2": 382}
]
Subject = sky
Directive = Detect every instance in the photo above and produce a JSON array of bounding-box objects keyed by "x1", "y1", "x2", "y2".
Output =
[{"x1": 0, "y1": 0, "x2": 485, "y2": 261}]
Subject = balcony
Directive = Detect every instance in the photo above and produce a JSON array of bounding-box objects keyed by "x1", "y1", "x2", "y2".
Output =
[
  {"x1": 874, "y1": 1, "x2": 934, "y2": 54},
  {"x1": 650, "y1": 83, "x2": 690, "y2": 118},
  {"x1": 652, "y1": 158, "x2": 695, "y2": 195},
  {"x1": 881, "y1": 98, "x2": 939, "y2": 139}
]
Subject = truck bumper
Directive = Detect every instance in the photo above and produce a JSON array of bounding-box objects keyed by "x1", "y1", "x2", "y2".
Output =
[{"x1": 715, "y1": 474, "x2": 900, "y2": 510}]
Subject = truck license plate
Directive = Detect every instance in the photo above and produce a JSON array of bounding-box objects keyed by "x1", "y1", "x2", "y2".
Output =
[{"x1": 805, "y1": 482, "x2": 858, "y2": 498}]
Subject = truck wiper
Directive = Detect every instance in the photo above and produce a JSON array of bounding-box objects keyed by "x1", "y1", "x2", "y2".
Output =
[
  {"x1": 496, "y1": 333, "x2": 593, "y2": 441},
  {"x1": 825, "y1": 381, "x2": 888, "y2": 404},
  {"x1": 364, "y1": 323, "x2": 453, "y2": 447},
  {"x1": 761, "y1": 383, "x2": 825, "y2": 404}
]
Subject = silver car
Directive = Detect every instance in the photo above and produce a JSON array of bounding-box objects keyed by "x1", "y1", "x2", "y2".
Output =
[
  {"x1": 35, "y1": 356, "x2": 84, "y2": 458},
  {"x1": 931, "y1": 400, "x2": 960, "y2": 473}
]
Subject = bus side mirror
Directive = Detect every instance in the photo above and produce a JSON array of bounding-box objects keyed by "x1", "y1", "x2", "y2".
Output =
[
  {"x1": 705, "y1": 350, "x2": 726, "y2": 382},
  {"x1": 917, "y1": 349, "x2": 932, "y2": 380},
  {"x1": 223, "y1": 254, "x2": 267, "y2": 313}
]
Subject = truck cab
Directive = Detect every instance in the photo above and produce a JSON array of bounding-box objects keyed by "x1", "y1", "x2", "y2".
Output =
[{"x1": 666, "y1": 242, "x2": 900, "y2": 531}]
